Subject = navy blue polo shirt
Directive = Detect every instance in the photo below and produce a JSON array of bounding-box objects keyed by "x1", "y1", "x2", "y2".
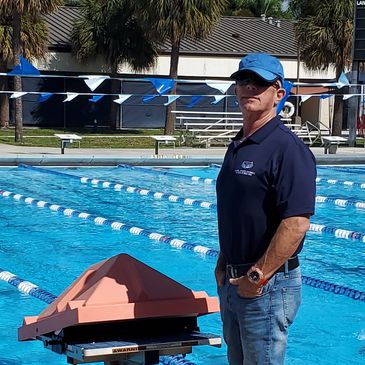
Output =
[{"x1": 216, "y1": 115, "x2": 316, "y2": 265}]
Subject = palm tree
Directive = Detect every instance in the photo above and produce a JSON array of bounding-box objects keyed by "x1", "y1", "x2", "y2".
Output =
[
  {"x1": 71, "y1": 0, "x2": 159, "y2": 129},
  {"x1": 0, "y1": 14, "x2": 48, "y2": 129},
  {"x1": 225, "y1": 0, "x2": 291, "y2": 18},
  {"x1": 0, "y1": 0, "x2": 63, "y2": 142},
  {"x1": 293, "y1": 0, "x2": 353, "y2": 136},
  {"x1": 224, "y1": 0, "x2": 292, "y2": 18},
  {"x1": 136, "y1": 0, "x2": 228, "y2": 135}
]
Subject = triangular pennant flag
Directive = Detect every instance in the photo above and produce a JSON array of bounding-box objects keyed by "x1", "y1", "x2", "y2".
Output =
[
  {"x1": 164, "y1": 95, "x2": 180, "y2": 106},
  {"x1": 10, "y1": 92, "x2": 27, "y2": 98},
  {"x1": 206, "y1": 81, "x2": 233, "y2": 94},
  {"x1": 84, "y1": 76, "x2": 110, "y2": 91},
  {"x1": 63, "y1": 93, "x2": 78, "y2": 102},
  {"x1": 320, "y1": 94, "x2": 332, "y2": 99},
  {"x1": 143, "y1": 94, "x2": 157, "y2": 103},
  {"x1": 276, "y1": 81, "x2": 293, "y2": 115},
  {"x1": 146, "y1": 78, "x2": 174, "y2": 95},
  {"x1": 187, "y1": 96, "x2": 203, "y2": 108},
  {"x1": 38, "y1": 93, "x2": 53, "y2": 103},
  {"x1": 89, "y1": 95, "x2": 104, "y2": 103},
  {"x1": 113, "y1": 94, "x2": 131, "y2": 104},
  {"x1": 8, "y1": 56, "x2": 40, "y2": 76},
  {"x1": 336, "y1": 72, "x2": 350, "y2": 89},
  {"x1": 343, "y1": 94, "x2": 355, "y2": 100},
  {"x1": 211, "y1": 95, "x2": 226, "y2": 104},
  {"x1": 301, "y1": 95, "x2": 312, "y2": 103}
]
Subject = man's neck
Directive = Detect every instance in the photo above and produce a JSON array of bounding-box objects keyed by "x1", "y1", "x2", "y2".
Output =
[{"x1": 242, "y1": 110, "x2": 276, "y2": 138}]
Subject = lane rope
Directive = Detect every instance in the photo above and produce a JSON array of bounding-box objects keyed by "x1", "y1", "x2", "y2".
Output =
[
  {"x1": 0, "y1": 188, "x2": 219, "y2": 259},
  {"x1": 18, "y1": 165, "x2": 217, "y2": 210},
  {"x1": 18, "y1": 165, "x2": 365, "y2": 235},
  {"x1": 119, "y1": 164, "x2": 365, "y2": 190},
  {"x1": 18, "y1": 165, "x2": 365, "y2": 219},
  {"x1": 316, "y1": 195, "x2": 365, "y2": 209},
  {"x1": 0, "y1": 269, "x2": 56, "y2": 303},
  {"x1": 117, "y1": 164, "x2": 217, "y2": 185},
  {"x1": 316, "y1": 177, "x2": 365, "y2": 189},
  {"x1": 317, "y1": 166, "x2": 365, "y2": 175},
  {"x1": 0, "y1": 189, "x2": 365, "y2": 301}
]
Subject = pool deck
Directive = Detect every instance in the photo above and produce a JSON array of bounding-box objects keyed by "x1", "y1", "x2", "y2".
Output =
[{"x1": 0, "y1": 143, "x2": 365, "y2": 166}]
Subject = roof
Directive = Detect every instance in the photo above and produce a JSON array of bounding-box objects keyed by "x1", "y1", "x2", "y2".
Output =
[
  {"x1": 45, "y1": 6, "x2": 80, "y2": 49},
  {"x1": 45, "y1": 6, "x2": 297, "y2": 58},
  {"x1": 161, "y1": 17, "x2": 297, "y2": 58}
]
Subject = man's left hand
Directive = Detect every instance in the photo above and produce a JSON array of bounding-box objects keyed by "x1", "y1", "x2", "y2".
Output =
[{"x1": 229, "y1": 275, "x2": 262, "y2": 298}]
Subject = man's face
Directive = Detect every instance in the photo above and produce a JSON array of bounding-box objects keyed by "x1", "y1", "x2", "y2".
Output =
[{"x1": 234, "y1": 72, "x2": 285, "y2": 114}]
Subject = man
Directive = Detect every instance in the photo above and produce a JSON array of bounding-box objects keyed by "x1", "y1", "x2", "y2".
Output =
[{"x1": 215, "y1": 53, "x2": 316, "y2": 365}]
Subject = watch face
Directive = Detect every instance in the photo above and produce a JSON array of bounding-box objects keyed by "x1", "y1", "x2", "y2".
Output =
[{"x1": 249, "y1": 271, "x2": 260, "y2": 282}]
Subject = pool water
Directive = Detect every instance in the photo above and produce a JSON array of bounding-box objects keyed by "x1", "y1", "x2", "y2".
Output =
[{"x1": 0, "y1": 165, "x2": 364, "y2": 365}]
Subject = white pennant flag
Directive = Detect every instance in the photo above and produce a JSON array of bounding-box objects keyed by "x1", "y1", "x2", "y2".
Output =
[
  {"x1": 343, "y1": 94, "x2": 355, "y2": 100},
  {"x1": 10, "y1": 92, "x2": 27, "y2": 98},
  {"x1": 301, "y1": 95, "x2": 312, "y2": 103},
  {"x1": 164, "y1": 95, "x2": 180, "y2": 106},
  {"x1": 211, "y1": 95, "x2": 226, "y2": 104},
  {"x1": 63, "y1": 93, "x2": 78, "y2": 102},
  {"x1": 206, "y1": 81, "x2": 233, "y2": 94},
  {"x1": 84, "y1": 76, "x2": 110, "y2": 91},
  {"x1": 113, "y1": 94, "x2": 132, "y2": 104}
]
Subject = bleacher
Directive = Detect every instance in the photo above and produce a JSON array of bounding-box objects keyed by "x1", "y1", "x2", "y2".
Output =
[
  {"x1": 174, "y1": 110, "x2": 328, "y2": 147},
  {"x1": 173, "y1": 110, "x2": 242, "y2": 147}
]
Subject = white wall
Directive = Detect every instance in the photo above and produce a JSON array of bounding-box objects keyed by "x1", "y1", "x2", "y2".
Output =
[
  {"x1": 35, "y1": 51, "x2": 335, "y2": 127},
  {"x1": 36, "y1": 52, "x2": 336, "y2": 81}
]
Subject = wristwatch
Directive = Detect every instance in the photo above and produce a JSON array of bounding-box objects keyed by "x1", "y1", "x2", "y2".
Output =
[{"x1": 247, "y1": 266, "x2": 268, "y2": 286}]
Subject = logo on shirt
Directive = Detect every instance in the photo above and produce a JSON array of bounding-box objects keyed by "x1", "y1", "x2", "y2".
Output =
[
  {"x1": 235, "y1": 160, "x2": 255, "y2": 176},
  {"x1": 241, "y1": 161, "x2": 253, "y2": 169}
]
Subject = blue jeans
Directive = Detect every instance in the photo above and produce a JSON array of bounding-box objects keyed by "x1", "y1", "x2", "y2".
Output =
[{"x1": 218, "y1": 267, "x2": 302, "y2": 365}]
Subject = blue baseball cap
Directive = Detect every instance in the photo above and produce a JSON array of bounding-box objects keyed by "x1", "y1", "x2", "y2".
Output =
[{"x1": 230, "y1": 53, "x2": 284, "y2": 82}]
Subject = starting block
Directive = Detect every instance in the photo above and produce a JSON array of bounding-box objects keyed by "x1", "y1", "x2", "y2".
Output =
[
  {"x1": 323, "y1": 136, "x2": 347, "y2": 154},
  {"x1": 151, "y1": 136, "x2": 176, "y2": 155},
  {"x1": 54, "y1": 134, "x2": 82, "y2": 154},
  {"x1": 19, "y1": 254, "x2": 221, "y2": 365}
]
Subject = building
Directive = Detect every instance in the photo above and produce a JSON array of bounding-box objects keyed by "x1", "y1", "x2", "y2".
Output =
[{"x1": 21, "y1": 6, "x2": 336, "y2": 129}]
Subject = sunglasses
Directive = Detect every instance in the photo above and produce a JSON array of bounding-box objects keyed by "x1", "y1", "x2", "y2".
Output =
[{"x1": 236, "y1": 75, "x2": 279, "y2": 88}]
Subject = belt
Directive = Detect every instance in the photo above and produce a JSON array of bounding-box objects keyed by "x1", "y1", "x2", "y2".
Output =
[{"x1": 226, "y1": 256, "x2": 299, "y2": 279}]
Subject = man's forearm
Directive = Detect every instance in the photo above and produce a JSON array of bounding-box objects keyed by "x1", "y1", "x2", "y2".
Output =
[
  {"x1": 255, "y1": 215, "x2": 310, "y2": 279},
  {"x1": 215, "y1": 251, "x2": 226, "y2": 271}
]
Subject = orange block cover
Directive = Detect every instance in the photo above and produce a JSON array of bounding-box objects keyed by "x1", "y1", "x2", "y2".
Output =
[{"x1": 18, "y1": 254, "x2": 219, "y2": 341}]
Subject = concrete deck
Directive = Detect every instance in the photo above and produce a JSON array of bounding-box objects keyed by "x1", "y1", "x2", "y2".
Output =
[{"x1": 0, "y1": 143, "x2": 364, "y2": 166}]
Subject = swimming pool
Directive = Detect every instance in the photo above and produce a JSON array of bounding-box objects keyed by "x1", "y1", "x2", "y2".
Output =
[{"x1": 0, "y1": 164, "x2": 364, "y2": 365}]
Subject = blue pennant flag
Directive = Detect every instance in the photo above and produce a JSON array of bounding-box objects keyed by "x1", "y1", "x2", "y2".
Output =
[
  {"x1": 320, "y1": 94, "x2": 332, "y2": 100},
  {"x1": 143, "y1": 95, "x2": 157, "y2": 103},
  {"x1": 146, "y1": 78, "x2": 174, "y2": 95},
  {"x1": 8, "y1": 56, "x2": 40, "y2": 76},
  {"x1": 337, "y1": 72, "x2": 350, "y2": 89},
  {"x1": 88, "y1": 95, "x2": 104, "y2": 103},
  {"x1": 276, "y1": 80, "x2": 294, "y2": 115},
  {"x1": 187, "y1": 96, "x2": 203, "y2": 108},
  {"x1": 38, "y1": 93, "x2": 53, "y2": 103}
]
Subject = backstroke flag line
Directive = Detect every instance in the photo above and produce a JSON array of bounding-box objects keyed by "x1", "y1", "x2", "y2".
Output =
[{"x1": 113, "y1": 94, "x2": 131, "y2": 104}]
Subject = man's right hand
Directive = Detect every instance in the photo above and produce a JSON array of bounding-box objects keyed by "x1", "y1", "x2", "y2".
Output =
[{"x1": 215, "y1": 266, "x2": 226, "y2": 288}]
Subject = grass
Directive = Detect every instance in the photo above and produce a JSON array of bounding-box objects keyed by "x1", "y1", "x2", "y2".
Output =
[{"x1": 0, "y1": 127, "x2": 179, "y2": 148}]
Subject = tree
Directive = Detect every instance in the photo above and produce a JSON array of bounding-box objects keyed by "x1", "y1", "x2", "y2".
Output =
[
  {"x1": 0, "y1": 14, "x2": 48, "y2": 129},
  {"x1": 137, "y1": 0, "x2": 228, "y2": 135},
  {"x1": 0, "y1": 0, "x2": 63, "y2": 142},
  {"x1": 225, "y1": 0, "x2": 292, "y2": 18},
  {"x1": 71, "y1": 0, "x2": 159, "y2": 129},
  {"x1": 293, "y1": 0, "x2": 353, "y2": 136}
]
